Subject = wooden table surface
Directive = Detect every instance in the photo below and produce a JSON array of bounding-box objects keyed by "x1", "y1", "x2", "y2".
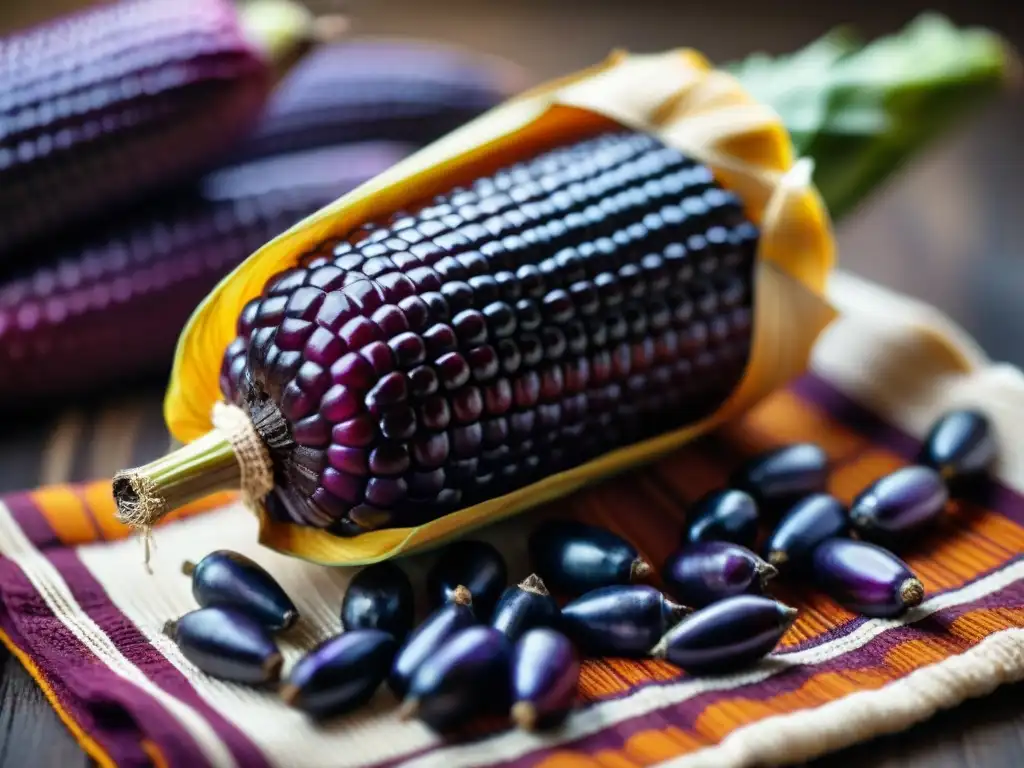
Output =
[{"x1": 1, "y1": 0, "x2": 1024, "y2": 765}]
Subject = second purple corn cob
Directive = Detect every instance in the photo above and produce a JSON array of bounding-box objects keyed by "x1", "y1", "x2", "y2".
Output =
[
  {"x1": 226, "y1": 38, "x2": 525, "y2": 164},
  {"x1": 0, "y1": 0, "x2": 274, "y2": 263},
  {"x1": 0, "y1": 143, "x2": 412, "y2": 403}
]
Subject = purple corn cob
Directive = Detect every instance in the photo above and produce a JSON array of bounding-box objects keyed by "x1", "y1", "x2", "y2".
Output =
[
  {"x1": 0, "y1": 0, "x2": 273, "y2": 262},
  {"x1": 216, "y1": 130, "x2": 758, "y2": 534},
  {"x1": 0, "y1": 143, "x2": 412, "y2": 403},
  {"x1": 226, "y1": 39, "x2": 525, "y2": 164}
]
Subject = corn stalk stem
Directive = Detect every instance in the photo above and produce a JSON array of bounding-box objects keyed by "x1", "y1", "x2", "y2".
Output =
[{"x1": 112, "y1": 429, "x2": 242, "y2": 529}]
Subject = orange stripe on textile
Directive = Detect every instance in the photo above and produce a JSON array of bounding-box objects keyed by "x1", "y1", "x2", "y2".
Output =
[
  {"x1": 30, "y1": 486, "x2": 101, "y2": 545},
  {"x1": 30, "y1": 481, "x2": 239, "y2": 546}
]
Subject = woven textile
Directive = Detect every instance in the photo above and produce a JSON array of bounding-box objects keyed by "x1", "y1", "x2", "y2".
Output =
[{"x1": 1, "y1": 270, "x2": 1022, "y2": 768}]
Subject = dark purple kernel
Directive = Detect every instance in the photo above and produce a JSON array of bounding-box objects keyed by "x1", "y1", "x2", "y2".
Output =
[
  {"x1": 256, "y1": 296, "x2": 288, "y2": 327},
  {"x1": 483, "y1": 379, "x2": 514, "y2": 415},
  {"x1": 515, "y1": 299, "x2": 543, "y2": 332},
  {"x1": 497, "y1": 339, "x2": 523, "y2": 374},
  {"x1": 365, "y1": 477, "x2": 408, "y2": 507},
  {"x1": 541, "y1": 327, "x2": 567, "y2": 360},
  {"x1": 365, "y1": 372, "x2": 409, "y2": 413},
  {"x1": 519, "y1": 334, "x2": 544, "y2": 367},
  {"x1": 398, "y1": 296, "x2": 431, "y2": 331},
  {"x1": 468, "y1": 275, "x2": 500, "y2": 305},
  {"x1": 468, "y1": 345, "x2": 500, "y2": 382},
  {"x1": 622, "y1": 306, "x2": 646, "y2": 337},
  {"x1": 361, "y1": 240, "x2": 390, "y2": 256},
  {"x1": 437, "y1": 352, "x2": 472, "y2": 390},
  {"x1": 292, "y1": 415, "x2": 331, "y2": 447},
  {"x1": 331, "y1": 353, "x2": 376, "y2": 392},
  {"x1": 421, "y1": 293, "x2": 451, "y2": 322},
  {"x1": 452, "y1": 387, "x2": 485, "y2": 424},
  {"x1": 316, "y1": 293, "x2": 360, "y2": 333},
  {"x1": 594, "y1": 273, "x2": 623, "y2": 307},
  {"x1": 340, "y1": 317, "x2": 383, "y2": 350},
  {"x1": 409, "y1": 469, "x2": 446, "y2": 497},
  {"x1": 327, "y1": 446, "x2": 369, "y2": 476},
  {"x1": 483, "y1": 302, "x2": 517, "y2": 338},
  {"x1": 309, "y1": 488, "x2": 349, "y2": 520},
  {"x1": 267, "y1": 269, "x2": 306, "y2": 296},
  {"x1": 679, "y1": 322, "x2": 709, "y2": 354},
  {"x1": 514, "y1": 371, "x2": 542, "y2": 408},
  {"x1": 453, "y1": 310, "x2": 488, "y2": 346},
  {"x1": 447, "y1": 459, "x2": 479, "y2": 483},
  {"x1": 275, "y1": 319, "x2": 315, "y2": 351},
  {"x1": 408, "y1": 366, "x2": 440, "y2": 398},
  {"x1": 321, "y1": 468, "x2": 365, "y2": 504},
  {"x1": 380, "y1": 407, "x2": 418, "y2": 441},
  {"x1": 303, "y1": 327, "x2": 345, "y2": 366},
  {"x1": 605, "y1": 314, "x2": 628, "y2": 342},
  {"x1": 332, "y1": 416, "x2": 377, "y2": 448},
  {"x1": 563, "y1": 393, "x2": 588, "y2": 421},
  {"x1": 436, "y1": 489, "x2": 463, "y2": 507},
  {"x1": 410, "y1": 241, "x2": 444, "y2": 263},
  {"x1": 320, "y1": 385, "x2": 361, "y2": 422},
  {"x1": 413, "y1": 432, "x2": 450, "y2": 468},
  {"x1": 345, "y1": 280, "x2": 386, "y2": 314},
  {"x1": 285, "y1": 287, "x2": 325, "y2": 321},
  {"x1": 407, "y1": 266, "x2": 443, "y2": 293},
  {"x1": 517, "y1": 265, "x2": 546, "y2": 298},
  {"x1": 509, "y1": 411, "x2": 536, "y2": 436},
  {"x1": 481, "y1": 417, "x2": 509, "y2": 447},
  {"x1": 632, "y1": 338, "x2": 656, "y2": 371},
  {"x1": 237, "y1": 302, "x2": 259, "y2": 337},
  {"x1": 569, "y1": 281, "x2": 600, "y2": 315},
  {"x1": 334, "y1": 253, "x2": 364, "y2": 272},
  {"x1": 281, "y1": 382, "x2": 315, "y2": 421},
  {"x1": 421, "y1": 324, "x2": 457, "y2": 359},
  {"x1": 564, "y1": 322, "x2": 588, "y2": 355},
  {"x1": 369, "y1": 444, "x2": 411, "y2": 476},
  {"x1": 308, "y1": 265, "x2": 346, "y2": 291},
  {"x1": 419, "y1": 396, "x2": 452, "y2": 431},
  {"x1": 377, "y1": 273, "x2": 417, "y2": 303},
  {"x1": 564, "y1": 359, "x2": 591, "y2": 393},
  {"x1": 361, "y1": 341, "x2": 395, "y2": 376},
  {"x1": 540, "y1": 366, "x2": 565, "y2": 401},
  {"x1": 371, "y1": 306, "x2": 410, "y2": 338},
  {"x1": 451, "y1": 423, "x2": 484, "y2": 458},
  {"x1": 360, "y1": 257, "x2": 395, "y2": 278},
  {"x1": 494, "y1": 271, "x2": 521, "y2": 301},
  {"x1": 536, "y1": 403, "x2": 561, "y2": 434},
  {"x1": 543, "y1": 289, "x2": 575, "y2": 323},
  {"x1": 389, "y1": 333, "x2": 427, "y2": 368},
  {"x1": 435, "y1": 258, "x2": 467, "y2": 283},
  {"x1": 296, "y1": 362, "x2": 331, "y2": 398}
]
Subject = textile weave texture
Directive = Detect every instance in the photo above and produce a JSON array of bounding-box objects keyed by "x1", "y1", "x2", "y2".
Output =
[{"x1": 1, "y1": 270, "x2": 1022, "y2": 768}]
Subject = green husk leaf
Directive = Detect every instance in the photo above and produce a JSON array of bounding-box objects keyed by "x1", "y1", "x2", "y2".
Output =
[{"x1": 729, "y1": 13, "x2": 1019, "y2": 221}]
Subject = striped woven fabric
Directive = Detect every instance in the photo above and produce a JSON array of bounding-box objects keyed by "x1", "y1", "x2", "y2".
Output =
[{"x1": 0, "y1": 270, "x2": 1022, "y2": 768}]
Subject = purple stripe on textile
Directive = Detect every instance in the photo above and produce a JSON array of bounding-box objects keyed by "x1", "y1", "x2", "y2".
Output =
[
  {"x1": 45, "y1": 547, "x2": 273, "y2": 768},
  {"x1": 482, "y1": 575, "x2": 1024, "y2": 768},
  {"x1": 0, "y1": 557, "x2": 168, "y2": 767},
  {"x1": 2, "y1": 492, "x2": 60, "y2": 549},
  {"x1": 791, "y1": 374, "x2": 1024, "y2": 526}
]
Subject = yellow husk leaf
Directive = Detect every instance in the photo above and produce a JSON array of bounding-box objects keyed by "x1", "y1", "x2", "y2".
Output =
[{"x1": 164, "y1": 47, "x2": 837, "y2": 564}]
